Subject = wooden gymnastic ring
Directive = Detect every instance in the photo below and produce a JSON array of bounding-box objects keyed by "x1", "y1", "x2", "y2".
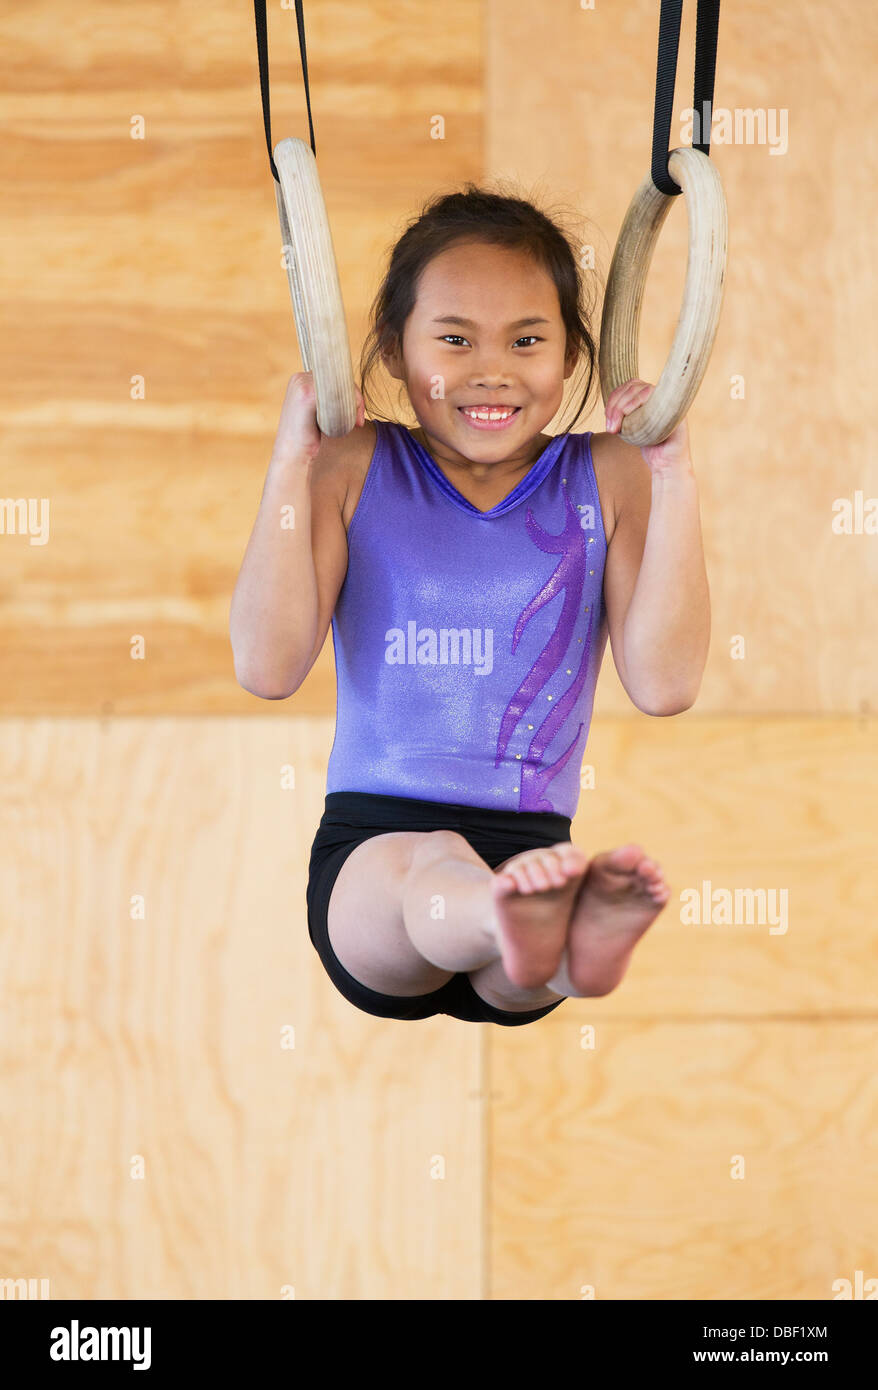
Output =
[
  {"x1": 599, "y1": 146, "x2": 728, "y2": 447},
  {"x1": 273, "y1": 137, "x2": 358, "y2": 438}
]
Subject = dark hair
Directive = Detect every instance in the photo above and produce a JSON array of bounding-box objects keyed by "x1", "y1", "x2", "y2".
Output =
[{"x1": 358, "y1": 180, "x2": 603, "y2": 434}]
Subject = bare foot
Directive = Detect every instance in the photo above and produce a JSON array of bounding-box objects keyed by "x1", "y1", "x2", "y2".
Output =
[
  {"x1": 558, "y1": 844, "x2": 670, "y2": 996},
  {"x1": 490, "y1": 843, "x2": 589, "y2": 988}
]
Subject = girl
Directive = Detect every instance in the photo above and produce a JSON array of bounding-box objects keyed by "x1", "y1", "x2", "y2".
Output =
[{"x1": 230, "y1": 186, "x2": 710, "y2": 1026}]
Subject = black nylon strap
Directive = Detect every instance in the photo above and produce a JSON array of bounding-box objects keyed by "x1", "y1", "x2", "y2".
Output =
[
  {"x1": 254, "y1": 0, "x2": 317, "y2": 183},
  {"x1": 652, "y1": 0, "x2": 721, "y2": 195}
]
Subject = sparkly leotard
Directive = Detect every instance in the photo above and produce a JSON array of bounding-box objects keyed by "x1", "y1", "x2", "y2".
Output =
[{"x1": 324, "y1": 420, "x2": 608, "y2": 816}]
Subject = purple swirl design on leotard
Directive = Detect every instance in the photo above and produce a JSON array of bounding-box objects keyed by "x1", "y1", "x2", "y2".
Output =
[{"x1": 495, "y1": 489, "x2": 592, "y2": 813}]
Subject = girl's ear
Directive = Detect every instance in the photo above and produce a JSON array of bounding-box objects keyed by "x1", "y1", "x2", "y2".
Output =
[{"x1": 381, "y1": 337, "x2": 404, "y2": 382}]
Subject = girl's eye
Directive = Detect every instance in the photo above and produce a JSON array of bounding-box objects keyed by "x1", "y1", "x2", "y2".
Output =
[{"x1": 439, "y1": 335, "x2": 543, "y2": 348}]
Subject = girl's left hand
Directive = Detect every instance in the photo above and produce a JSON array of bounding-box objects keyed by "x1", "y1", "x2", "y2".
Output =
[{"x1": 604, "y1": 379, "x2": 691, "y2": 475}]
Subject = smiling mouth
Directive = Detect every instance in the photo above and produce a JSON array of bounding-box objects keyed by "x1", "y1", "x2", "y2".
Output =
[{"x1": 457, "y1": 405, "x2": 521, "y2": 427}]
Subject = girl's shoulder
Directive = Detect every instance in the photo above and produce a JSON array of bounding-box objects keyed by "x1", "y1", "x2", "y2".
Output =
[
  {"x1": 584, "y1": 430, "x2": 620, "y2": 546},
  {"x1": 587, "y1": 429, "x2": 649, "y2": 547},
  {"x1": 339, "y1": 419, "x2": 380, "y2": 533}
]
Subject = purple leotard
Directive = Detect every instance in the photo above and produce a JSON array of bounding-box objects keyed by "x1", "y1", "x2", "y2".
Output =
[{"x1": 325, "y1": 420, "x2": 608, "y2": 816}]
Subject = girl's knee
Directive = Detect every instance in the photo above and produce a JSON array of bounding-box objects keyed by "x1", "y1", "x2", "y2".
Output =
[{"x1": 407, "y1": 829, "x2": 477, "y2": 875}]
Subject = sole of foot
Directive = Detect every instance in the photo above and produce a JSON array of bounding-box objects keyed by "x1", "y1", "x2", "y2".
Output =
[
  {"x1": 563, "y1": 843, "x2": 670, "y2": 996},
  {"x1": 490, "y1": 842, "x2": 590, "y2": 989}
]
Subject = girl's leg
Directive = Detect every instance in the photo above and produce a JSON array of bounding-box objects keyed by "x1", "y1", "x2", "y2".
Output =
[
  {"x1": 401, "y1": 832, "x2": 585, "y2": 982},
  {"x1": 326, "y1": 829, "x2": 671, "y2": 1008},
  {"x1": 326, "y1": 829, "x2": 500, "y2": 997},
  {"x1": 326, "y1": 828, "x2": 585, "y2": 1000}
]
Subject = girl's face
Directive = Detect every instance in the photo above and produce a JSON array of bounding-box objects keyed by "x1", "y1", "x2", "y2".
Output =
[{"x1": 384, "y1": 240, "x2": 577, "y2": 464}]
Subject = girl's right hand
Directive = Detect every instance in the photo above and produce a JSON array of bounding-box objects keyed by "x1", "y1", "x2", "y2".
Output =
[{"x1": 271, "y1": 372, "x2": 365, "y2": 464}]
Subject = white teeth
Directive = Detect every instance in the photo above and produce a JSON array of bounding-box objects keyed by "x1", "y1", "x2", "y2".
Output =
[{"x1": 462, "y1": 407, "x2": 517, "y2": 421}]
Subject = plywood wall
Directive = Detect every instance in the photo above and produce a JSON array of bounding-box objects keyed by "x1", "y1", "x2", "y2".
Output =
[
  {"x1": 1, "y1": 1, "x2": 874, "y2": 714},
  {"x1": 1, "y1": 1, "x2": 876, "y2": 1302},
  {"x1": 2, "y1": 715, "x2": 875, "y2": 1298}
]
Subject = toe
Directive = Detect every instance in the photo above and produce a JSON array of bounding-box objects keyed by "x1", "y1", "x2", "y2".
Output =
[
  {"x1": 605, "y1": 844, "x2": 645, "y2": 874},
  {"x1": 558, "y1": 843, "x2": 588, "y2": 866},
  {"x1": 495, "y1": 870, "x2": 524, "y2": 896},
  {"x1": 537, "y1": 852, "x2": 568, "y2": 888},
  {"x1": 524, "y1": 862, "x2": 552, "y2": 891},
  {"x1": 550, "y1": 846, "x2": 587, "y2": 883}
]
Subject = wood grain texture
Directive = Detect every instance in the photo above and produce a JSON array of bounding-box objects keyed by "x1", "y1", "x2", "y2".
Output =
[
  {"x1": 489, "y1": 709, "x2": 878, "y2": 1297},
  {"x1": 489, "y1": 1020, "x2": 878, "y2": 1300},
  {"x1": 599, "y1": 147, "x2": 728, "y2": 446},
  {"x1": 562, "y1": 712, "x2": 878, "y2": 1018},
  {"x1": 0, "y1": 716, "x2": 482, "y2": 1299},
  {"x1": 273, "y1": 139, "x2": 358, "y2": 436},
  {"x1": 486, "y1": 0, "x2": 878, "y2": 713},
  {"x1": 0, "y1": 714, "x2": 874, "y2": 1297},
  {"x1": 0, "y1": 0, "x2": 481, "y2": 714},
  {"x1": 0, "y1": 3, "x2": 875, "y2": 712},
  {"x1": 0, "y1": 0, "x2": 875, "y2": 1306}
]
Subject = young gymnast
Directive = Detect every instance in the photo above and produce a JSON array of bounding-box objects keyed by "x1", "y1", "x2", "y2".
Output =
[{"x1": 230, "y1": 186, "x2": 710, "y2": 1025}]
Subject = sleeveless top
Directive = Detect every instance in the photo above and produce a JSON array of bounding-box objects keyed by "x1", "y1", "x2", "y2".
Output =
[{"x1": 324, "y1": 420, "x2": 608, "y2": 817}]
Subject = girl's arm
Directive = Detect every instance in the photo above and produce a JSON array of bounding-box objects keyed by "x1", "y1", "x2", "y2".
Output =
[
  {"x1": 600, "y1": 387, "x2": 710, "y2": 715},
  {"x1": 229, "y1": 373, "x2": 361, "y2": 699},
  {"x1": 229, "y1": 448, "x2": 347, "y2": 698}
]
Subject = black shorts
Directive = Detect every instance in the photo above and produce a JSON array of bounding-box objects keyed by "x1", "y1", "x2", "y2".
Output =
[{"x1": 306, "y1": 791, "x2": 572, "y2": 1025}]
